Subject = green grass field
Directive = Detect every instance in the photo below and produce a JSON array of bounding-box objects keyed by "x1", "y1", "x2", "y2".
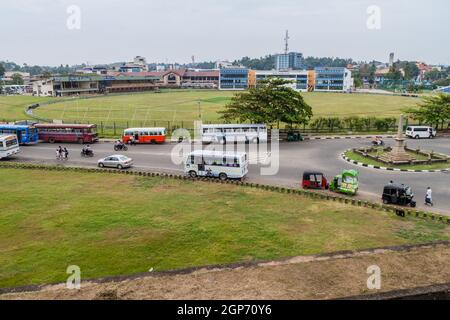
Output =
[
  {"x1": 34, "y1": 91, "x2": 419, "y2": 123},
  {"x1": 0, "y1": 168, "x2": 448, "y2": 289},
  {"x1": 0, "y1": 96, "x2": 50, "y2": 121},
  {"x1": 345, "y1": 150, "x2": 450, "y2": 170},
  {"x1": 0, "y1": 90, "x2": 420, "y2": 124}
]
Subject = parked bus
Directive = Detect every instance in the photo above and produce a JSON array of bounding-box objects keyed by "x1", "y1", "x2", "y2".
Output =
[
  {"x1": 0, "y1": 124, "x2": 39, "y2": 145},
  {"x1": 122, "y1": 128, "x2": 166, "y2": 144},
  {"x1": 201, "y1": 124, "x2": 267, "y2": 144},
  {"x1": 35, "y1": 124, "x2": 99, "y2": 144},
  {"x1": 184, "y1": 150, "x2": 249, "y2": 180},
  {"x1": 0, "y1": 134, "x2": 20, "y2": 159}
]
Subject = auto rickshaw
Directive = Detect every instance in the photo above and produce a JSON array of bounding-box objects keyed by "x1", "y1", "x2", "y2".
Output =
[
  {"x1": 302, "y1": 171, "x2": 329, "y2": 190},
  {"x1": 382, "y1": 184, "x2": 416, "y2": 207},
  {"x1": 330, "y1": 169, "x2": 359, "y2": 196},
  {"x1": 287, "y1": 131, "x2": 304, "y2": 142}
]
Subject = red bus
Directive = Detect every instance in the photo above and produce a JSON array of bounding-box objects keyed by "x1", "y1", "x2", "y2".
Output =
[
  {"x1": 122, "y1": 128, "x2": 166, "y2": 144},
  {"x1": 35, "y1": 124, "x2": 99, "y2": 144}
]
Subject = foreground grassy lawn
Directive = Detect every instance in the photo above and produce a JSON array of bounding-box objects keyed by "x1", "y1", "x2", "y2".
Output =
[
  {"x1": 345, "y1": 150, "x2": 450, "y2": 170},
  {"x1": 32, "y1": 90, "x2": 419, "y2": 125},
  {"x1": 0, "y1": 168, "x2": 449, "y2": 289}
]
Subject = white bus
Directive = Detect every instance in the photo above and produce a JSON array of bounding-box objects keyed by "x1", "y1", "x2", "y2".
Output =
[
  {"x1": 406, "y1": 126, "x2": 436, "y2": 139},
  {"x1": 184, "y1": 150, "x2": 249, "y2": 180},
  {"x1": 0, "y1": 134, "x2": 20, "y2": 159},
  {"x1": 201, "y1": 124, "x2": 267, "y2": 144}
]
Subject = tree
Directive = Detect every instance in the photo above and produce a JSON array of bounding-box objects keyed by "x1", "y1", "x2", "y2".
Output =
[
  {"x1": 402, "y1": 62, "x2": 419, "y2": 80},
  {"x1": 404, "y1": 94, "x2": 450, "y2": 130},
  {"x1": 11, "y1": 73, "x2": 24, "y2": 85},
  {"x1": 42, "y1": 71, "x2": 52, "y2": 79},
  {"x1": 0, "y1": 63, "x2": 5, "y2": 77},
  {"x1": 219, "y1": 78, "x2": 313, "y2": 127},
  {"x1": 368, "y1": 63, "x2": 376, "y2": 87},
  {"x1": 0, "y1": 63, "x2": 5, "y2": 93}
]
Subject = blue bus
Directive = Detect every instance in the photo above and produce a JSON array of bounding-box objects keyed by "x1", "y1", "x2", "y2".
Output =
[{"x1": 0, "y1": 124, "x2": 39, "y2": 145}]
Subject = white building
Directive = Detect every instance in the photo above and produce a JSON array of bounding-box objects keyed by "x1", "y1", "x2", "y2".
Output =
[
  {"x1": 314, "y1": 67, "x2": 354, "y2": 92},
  {"x1": 254, "y1": 70, "x2": 310, "y2": 92},
  {"x1": 32, "y1": 79, "x2": 55, "y2": 97}
]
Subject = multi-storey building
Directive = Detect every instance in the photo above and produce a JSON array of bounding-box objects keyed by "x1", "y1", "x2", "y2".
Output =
[
  {"x1": 219, "y1": 67, "x2": 249, "y2": 90},
  {"x1": 275, "y1": 52, "x2": 304, "y2": 70},
  {"x1": 32, "y1": 74, "x2": 160, "y2": 97},
  {"x1": 314, "y1": 67, "x2": 353, "y2": 92},
  {"x1": 254, "y1": 70, "x2": 309, "y2": 92}
]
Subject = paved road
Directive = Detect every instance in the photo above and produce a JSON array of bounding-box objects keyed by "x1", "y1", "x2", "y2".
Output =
[{"x1": 8, "y1": 137, "x2": 450, "y2": 215}]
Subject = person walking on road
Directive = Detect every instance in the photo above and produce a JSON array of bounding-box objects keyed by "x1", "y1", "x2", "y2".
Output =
[
  {"x1": 56, "y1": 146, "x2": 63, "y2": 161},
  {"x1": 63, "y1": 147, "x2": 69, "y2": 161},
  {"x1": 425, "y1": 187, "x2": 433, "y2": 206}
]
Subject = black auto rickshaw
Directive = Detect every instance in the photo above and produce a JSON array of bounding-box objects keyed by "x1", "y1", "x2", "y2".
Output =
[{"x1": 382, "y1": 184, "x2": 416, "y2": 207}]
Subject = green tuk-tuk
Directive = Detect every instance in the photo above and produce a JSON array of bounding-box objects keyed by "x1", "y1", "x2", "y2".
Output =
[{"x1": 330, "y1": 170, "x2": 359, "y2": 196}]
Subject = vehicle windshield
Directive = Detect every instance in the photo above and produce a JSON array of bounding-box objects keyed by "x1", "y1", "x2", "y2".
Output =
[
  {"x1": 405, "y1": 187, "x2": 412, "y2": 196},
  {"x1": 119, "y1": 156, "x2": 129, "y2": 161},
  {"x1": 343, "y1": 176, "x2": 357, "y2": 184}
]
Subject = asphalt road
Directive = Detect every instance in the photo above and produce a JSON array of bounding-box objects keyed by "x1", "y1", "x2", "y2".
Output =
[{"x1": 8, "y1": 137, "x2": 450, "y2": 215}]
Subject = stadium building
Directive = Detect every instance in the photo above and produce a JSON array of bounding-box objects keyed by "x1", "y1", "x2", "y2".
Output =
[
  {"x1": 314, "y1": 67, "x2": 353, "y2": 92},
  {"x1": 254, "y1": 70, "x2": 310, "y2": 92},
  {"x1": 32, "y1": 69, "x2": 220, "y2": 96},
  {"x1": 219, "y1": 67, "x2": 250, "y2": 90}
]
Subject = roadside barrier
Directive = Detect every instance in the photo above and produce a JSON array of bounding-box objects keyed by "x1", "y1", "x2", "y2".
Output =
[{"x1": 0, "y1": 161, "x2": 449, "y2": 224}]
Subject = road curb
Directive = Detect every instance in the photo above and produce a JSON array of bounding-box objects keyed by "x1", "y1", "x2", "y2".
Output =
[
  {"x1": 341, "y1": 149, "x2": 450, "y2": 173},
  {"x1": 304, "y1": 135, "x2": 395, "y2": 141}
]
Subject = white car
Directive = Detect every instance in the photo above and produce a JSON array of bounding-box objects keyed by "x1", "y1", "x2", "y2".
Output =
[
  {"x1": 405, "y1": 126, "x2": 436, "y2": 139},
  {"x1": 98, "y1": 155, "x2": 133, "y2": 169}
]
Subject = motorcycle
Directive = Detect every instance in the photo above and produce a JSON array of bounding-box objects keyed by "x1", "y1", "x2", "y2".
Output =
[
  {"x1": 81, "y1": 149, "x2": 94, "y2": 158},
  {"x1": 372, "y1": 137, "x2": 385, "y2": 147},
  {"x1": 114, "y1": 144, "x2": 128, "y2": 152}
]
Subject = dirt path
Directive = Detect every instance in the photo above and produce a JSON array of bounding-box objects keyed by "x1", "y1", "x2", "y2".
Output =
[{"x1": 2, "y1": 242, "x2": 450, "y2": 300}]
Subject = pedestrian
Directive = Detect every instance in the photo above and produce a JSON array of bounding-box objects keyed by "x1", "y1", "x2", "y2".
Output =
[
  {"x1": 56, "y1": 146, "x2": 63, "y2": 160},
  {"x1": 425, "y1": 187, "x2": 433, "y2": 206},
  {"x1": 63, "y1": 147, "x2": 69, "y2": 161}
]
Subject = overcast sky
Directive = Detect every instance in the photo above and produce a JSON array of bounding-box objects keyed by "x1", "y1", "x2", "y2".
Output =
[{"x1": 1, "y1": 0, "x2": 449, "y2": 66}]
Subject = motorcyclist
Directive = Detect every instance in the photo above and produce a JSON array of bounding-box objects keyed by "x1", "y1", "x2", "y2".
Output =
[
  {"x1": 115, "y1": 140, "x2": 125, "y2": 150},
  {"x1": 83, "y1": 144, "x2": 92, "y2": 154},
  {"x1": 372, "y1": 136, "x2": 384, "y2": 146}
]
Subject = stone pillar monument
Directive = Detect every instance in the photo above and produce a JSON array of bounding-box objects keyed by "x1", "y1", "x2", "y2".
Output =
[{"x1": 379, "y1": 114, "x2": 414, "y2": 164}]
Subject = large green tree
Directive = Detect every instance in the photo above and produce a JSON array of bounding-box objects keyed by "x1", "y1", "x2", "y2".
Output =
[
  {"x1": 404, "y1": 94, "x2": 450, "y2": 129},
  {"x1": 219, "y1": 78, "x2": 313, "y2": 127}
]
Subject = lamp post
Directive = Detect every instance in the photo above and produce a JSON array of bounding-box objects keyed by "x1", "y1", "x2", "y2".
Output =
[{"x1": 198, "y1": 100, "x2": 202, "y2": 120}]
